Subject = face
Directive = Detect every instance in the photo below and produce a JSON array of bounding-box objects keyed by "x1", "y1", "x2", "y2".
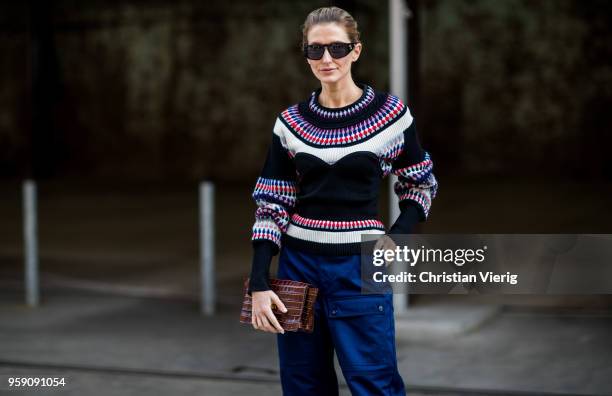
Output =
[{"x1": 306, "y1": 23, "x2": 361, "y2": 84}]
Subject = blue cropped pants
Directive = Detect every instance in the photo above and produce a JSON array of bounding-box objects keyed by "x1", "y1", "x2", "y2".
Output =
[{"x1": 276, "y1": 245, "x2": 406, "y2": 396}]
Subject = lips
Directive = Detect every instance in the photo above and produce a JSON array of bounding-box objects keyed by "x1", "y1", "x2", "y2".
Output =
[{"x1": 321, "y1": 68, "x2": 335, "y2": 72}]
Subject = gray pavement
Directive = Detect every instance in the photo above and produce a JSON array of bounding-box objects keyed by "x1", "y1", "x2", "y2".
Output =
[{"x1": 1, "y1": 288, "x2": 611, "y2": 396}]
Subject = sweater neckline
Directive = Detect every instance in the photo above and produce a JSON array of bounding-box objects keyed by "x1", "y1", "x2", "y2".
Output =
[
  {"x1": 286, "y1": 85, "x2": 405, "y2": 147},
  {"x1": 307, "y1": 82, "x2": 376, "y2": 121}
]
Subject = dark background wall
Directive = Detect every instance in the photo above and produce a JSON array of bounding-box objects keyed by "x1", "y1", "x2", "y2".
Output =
[
  {"x1": 420, "y1": 0, "x2": 612, "y2": 179},
  {"x1": 0, "y1": 0, "x2": 610, "y2": 182}
]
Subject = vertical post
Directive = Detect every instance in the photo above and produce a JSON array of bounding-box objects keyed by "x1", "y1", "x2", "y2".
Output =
[
  {"x1": 389, "y1": 0, "x2": 410, "y2": 312},
  {"x1": 200, "y1": 181, "x2": 215, "y2": 315},
  {"x1": 23, "y1": 180, "x2": 39, "y2": 307}
]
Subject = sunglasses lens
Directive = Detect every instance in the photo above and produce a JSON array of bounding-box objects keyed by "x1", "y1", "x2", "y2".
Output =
[
  {"x1": 306, "y1": 45, "x2": 324, "y2": 60},
  {"x1": 329, "y1": 43, "x2": 350, "y2": 58}
]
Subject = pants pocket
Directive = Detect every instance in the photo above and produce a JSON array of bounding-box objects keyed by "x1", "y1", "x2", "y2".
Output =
[{"x1": 326, "y1": 294, "x2": 392, "y2": 367}]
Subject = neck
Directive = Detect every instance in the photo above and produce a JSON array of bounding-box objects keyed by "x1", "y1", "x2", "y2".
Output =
[{"x1": 318, "y1": 77, "x2": 363, "y2": 108}]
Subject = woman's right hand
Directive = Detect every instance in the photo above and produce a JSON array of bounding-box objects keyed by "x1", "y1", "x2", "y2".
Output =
[{"x1": 251, "y1": 290, "x2": 288, "y2": 334}]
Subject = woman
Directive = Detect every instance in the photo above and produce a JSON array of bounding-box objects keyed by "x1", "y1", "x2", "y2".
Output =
[{"x1": 247, "y1": 6, "x2": 438, "y2": 395}]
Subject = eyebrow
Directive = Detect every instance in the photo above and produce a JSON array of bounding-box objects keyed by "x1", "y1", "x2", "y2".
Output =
[{"x1": 307, "y1": 41, "x2": 347, "y2": 45}]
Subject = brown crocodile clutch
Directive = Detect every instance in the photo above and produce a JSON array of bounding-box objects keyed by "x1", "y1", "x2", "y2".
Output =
[{"x1": 239, "y1": 278, "x2": 318, "y2": 333}]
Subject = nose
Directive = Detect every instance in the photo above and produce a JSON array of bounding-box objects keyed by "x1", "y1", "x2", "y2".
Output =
[{"x1": 321, "y1": 47, "x2": 333, "y2": 62}]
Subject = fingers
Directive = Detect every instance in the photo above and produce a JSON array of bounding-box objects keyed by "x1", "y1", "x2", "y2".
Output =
[
  {"x1": 374, "y1": 236, "x2": 383, "y2": 251},
  {"x1": 252, "y1": 313, "x2": 264, "y2": 330},
  {"x1": 375, "y1": 234, "x2": 397, "y2": 251},
  {"x1": 271, "y1": 293, "x2": 288, "y2": 314},
  {"x1": 265, "y1": 309, "x2": 285, "y2": 334},
  {"x1": 269, "y1": 293, "x2": 287, "y2": 334},
  {"x1": 374, "y1": 236, "x2": 393, "y2": 250},
  {"x1": 257, "y1": 314, "x2": 275, "y2": 333},
  {"x1": 251, "y1": 311, "x2": 277, "y2": 333},
  {"x1": 251, "y1": 292, "x2": 286, "y2": 334},
  {"x1": 380, "y1": 236, "x2": 397, "y2": 267},
  {"x1": 252, "y1": 311, "x2": 271, "y2": 332},
  {"x1": 384, "y1": 236, "x2": 397, "y2": 251}
]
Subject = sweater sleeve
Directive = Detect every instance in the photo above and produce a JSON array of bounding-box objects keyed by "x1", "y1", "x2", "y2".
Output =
[
  {"x1": 248, "y1": 121, "x2": 297, "y2": 295},
  {"x1": 387, "y1": 118, "x2": 438, "y2": 235}
]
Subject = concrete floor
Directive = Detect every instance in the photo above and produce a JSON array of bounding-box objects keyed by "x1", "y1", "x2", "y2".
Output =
[{"x1": 0, "y1": 290, "x2": 611, "y2": 396}]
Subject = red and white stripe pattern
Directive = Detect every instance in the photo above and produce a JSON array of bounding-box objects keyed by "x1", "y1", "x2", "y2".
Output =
[
  {"x1": 252, "y1": 177, "x2": 297, "y2": 207},
  {"x1": 286, "y1": 213, "x2": 386, "y2": 245},
  {"x1": 378, "y1": 131, "x2": 405, "y2": 177},
  {"x1": 252, "y1": 218, "x2": 283, "y2": 248},
  {"x1": 393, "y1": 152, "x2": 434, "y2": 183},
  {"x1": 274, "y1": 101, "x2": 413, "y2": 167},
  {"x1": 281, "y1": 94, "x2": 405, "y2": 147},
  {"x1": 291, "y1": 213, "x2": 385, "y2": 231},
  {"x1": 252, "y1": 177, "x2": 297, "y2": 247},
  {"x1": 393, "y1": 166, "x2": 438, "y2": 218}
]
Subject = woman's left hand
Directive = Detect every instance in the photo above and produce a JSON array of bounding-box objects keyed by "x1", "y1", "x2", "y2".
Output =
[{"x1": 373, "y1": 235, "x2": 397, "y2": 267}]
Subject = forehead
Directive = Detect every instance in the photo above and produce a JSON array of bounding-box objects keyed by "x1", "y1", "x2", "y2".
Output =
[{"x1": 307, "y1": 23, "x2": 350, "y2": 44}]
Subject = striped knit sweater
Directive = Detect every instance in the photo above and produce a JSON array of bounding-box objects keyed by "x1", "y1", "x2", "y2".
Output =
[{"x1": 248, "y1": 82, "x2": 438, "y2": 293}]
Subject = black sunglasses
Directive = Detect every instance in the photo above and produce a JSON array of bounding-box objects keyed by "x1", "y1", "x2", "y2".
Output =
[{"x1": 303, "y1": 42, "x2": 358, "y2": 60}]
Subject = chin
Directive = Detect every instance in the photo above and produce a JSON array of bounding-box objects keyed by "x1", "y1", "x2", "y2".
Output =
[{"x1": 317, "y1": 73, "x2": 342, "y2": 84}]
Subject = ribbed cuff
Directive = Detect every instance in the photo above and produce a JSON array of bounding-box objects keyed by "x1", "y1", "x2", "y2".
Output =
[{"x1": 248, "y1": 240, "x2": 279, "y2": 295}]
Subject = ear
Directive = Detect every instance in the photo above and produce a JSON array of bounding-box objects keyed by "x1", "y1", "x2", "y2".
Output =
[{"x1": 352, "y1": 42, "x2": 362, "y2": 62}]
